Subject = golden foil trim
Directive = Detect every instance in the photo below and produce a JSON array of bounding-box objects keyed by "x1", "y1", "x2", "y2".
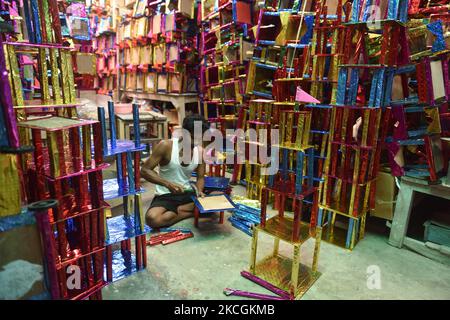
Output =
[
  {"x1": 0, "y1": 154, "x2": 21, "y2": 217},
  {"x1": 38, "y1": 48, "x2": 51, "y2": 104},
  {"x1": 50, "y1": 48, "x2": 63, "y2": 104}
]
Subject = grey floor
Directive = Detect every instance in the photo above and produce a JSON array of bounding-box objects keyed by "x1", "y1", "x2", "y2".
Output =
[{"x1": 102, "y1": 180, "x2": 450, "y2": 300}]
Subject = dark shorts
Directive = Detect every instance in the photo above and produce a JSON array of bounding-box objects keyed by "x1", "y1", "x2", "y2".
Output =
[{"x1": 149, "y1": 191, "x2": 196, "y2": 213}]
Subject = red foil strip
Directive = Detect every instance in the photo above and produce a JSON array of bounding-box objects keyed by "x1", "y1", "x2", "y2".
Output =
[
  {"x1": 260, "y1": 188, "x2": 268, "y2": 227},
  {"x1": 121, "y1": 153, "x2": 128, "y2": 189},
  {"x1": 369, "y1": 109, "x2": 392, "y2": 209},
  {"x1": 37, "y1": 0, "x2": 48, "y2": 42},
  {"x1": 90, "y1": 209, "x2": 99, "y2": 251},
  {"x1": 88, "y1": 172, "x2": 103, "y2": 248},
  {"x1": 141, "y1": 235, "x2": 147, "y2": 268},
  {"x1": 93, "y1": 250, "x2": 104, "y2": 284},
  {"x1": 81, "y1": 183, "x2": 91, "y2": 254},
  {"x1": 47, "y1": 0, "x2": 62, "y2": 43},
  {"x1": 71, "y1": 176, "x2": 89, "y2": 253},
  {"x1": 106, "y1": 246, "x2": 113, "y2": 282},
  {"x1": 34, "y1": 206, "x2": 61, "y2": 299},
  {"x1": 162, "y1": 232, "x2": 193, "y2": 245},
  {"x1": 135, "y1": 235, "x2": 142, "y2": 270},
  {"x1": 31, "y1": 129, "x2": 46, "y2": 199},
  {"x1": 56, "y1": 131, "x2": 67, "y2": 176},
  {"x1": 83, "y1": 255, "x2": 95, "y2": 289},
  {"x1": 58, "y1": 267, "x2": 68, "y2": 299},
  {"x1": 310, "y1": 189, "x2": 318, "y2": 231},
  {"x1": 134, "y1": 151, "x2": 141, "y2": 190},
  {"x1": 49, "y1": 181, "x2": 70, "y2": 259},
  {"x1": 82, "y1": 125, "x2": 92, "y2": 170},
  {"x1": 70, "y1": 127, "x2": 82, "y2": 172},
  {"x1": 292, "y1": 198, "x2": 302, "y2": 242},
  {"x1": 92, "y1": 122, "x2": 103, "y2": 165},
  {"x1": 62, "y1": 179, "x2": 76, "y2": 217}
]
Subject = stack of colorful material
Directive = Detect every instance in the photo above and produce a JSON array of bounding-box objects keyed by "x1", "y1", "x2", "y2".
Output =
[
  {"x1": 237, "y1": 1, "x2": 316, "y2": 199},
  {"x1": 384, "y1": 1, "x2": 449, "y2": 181},
  {"x1": 199, "y1": 0, "x2": 255, "y2": 135},
  {"x1": 18, "y1": 116, "x2": 108, "y2": 300},
  {"x1": 117, "y1": 0, "x2": 198, "y2": 95},
  {"x1": 312, "y1": 0, "x2": 413, "y2": 250},
  {"x1": 89, "y1": 1, "x2": 118, "y2": 94},
  {"x1": 98, "y1": 102, "x2": 151, "y2": 283},
  {"x1": 2, "y1": 0, "x2": 78, "y2": 120},
  {"x1": 147, "y1": 228, "x2": 194, "y2": 246},
  {"x1": 0, "y1": 0, "x2": 108, "y2": 300},
  {"x1": 228, "y1": 203, "x2": 261, "y2": 236}
]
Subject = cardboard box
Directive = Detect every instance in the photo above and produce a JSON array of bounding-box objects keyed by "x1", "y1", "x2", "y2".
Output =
[{"x1": 371, "y1": 171, "x2": 398, "y2": 220}]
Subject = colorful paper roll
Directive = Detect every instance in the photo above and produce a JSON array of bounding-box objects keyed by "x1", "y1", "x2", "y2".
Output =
[
  {"x1": 107, "y1": 101, "x2": 117, "y2": 149},
  {"x1": 132, "y1": 103, "x2": 140, "y2": 147},
  {"x1": 49, "y1": 48, "x2": 63, "y2": 104},
  {"x1": 0, "y1": 37, "x2": 19, "y2": 147}
]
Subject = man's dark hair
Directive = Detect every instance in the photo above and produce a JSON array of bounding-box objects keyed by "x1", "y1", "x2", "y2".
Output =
[{"x1": 182, "y1": 114, "x2": 210, "y2": 136}]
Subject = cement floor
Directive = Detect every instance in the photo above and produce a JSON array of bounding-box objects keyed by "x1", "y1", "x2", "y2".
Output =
[{"x1": 102, "y1": 181, "x2": 450, "y2": 300}]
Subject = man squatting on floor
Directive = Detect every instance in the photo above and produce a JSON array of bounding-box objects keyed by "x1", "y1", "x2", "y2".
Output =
[{"x1": 141, "y1": 114, "x2": 210, "y2": 228}]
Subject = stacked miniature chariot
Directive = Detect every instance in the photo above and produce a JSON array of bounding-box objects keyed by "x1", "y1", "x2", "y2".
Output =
[
  {"x1": 0, "y1": 0, "x2": 152, "y2": 299},
  {"x1": 199, "y1": 0, "x2": 256, "y2": 177},
  {"x1": 1, "y1": 0, "x2": 106, "y2": 300},
  {"x1": 236, "y1": 0, "x2": 324, "y2": 300},
  {"x1": 315, "y1": 0, "x2": 449, "y2": 251},
  {"x1": 236, "y1": 0, "x2": 317, "y2": 198},
  {"x1": 117, "y1": 0, "x2": 198, "y2": 95}
]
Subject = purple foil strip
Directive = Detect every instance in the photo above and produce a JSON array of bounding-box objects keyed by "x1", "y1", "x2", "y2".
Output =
[
  {"x1": 224, "y1": 288, "x2": 287, "y2": 300},
  {"x1": 240, "y1": 271, "x2": 292, "y2": 299},
  {"x1": 0, "y1": 37, "x2": 19, "y2": 148},
  {"x1": 3, "y1": 41, "x2": 69, "y2": 49}
]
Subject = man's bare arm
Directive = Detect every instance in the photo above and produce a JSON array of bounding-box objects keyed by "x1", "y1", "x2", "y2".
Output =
[
  {"x1": 141, "y1": 141, "x2": 183, "y2": 193},
  {"x1": 196, "y1": 161, "x2": 206, "y2": 197}
]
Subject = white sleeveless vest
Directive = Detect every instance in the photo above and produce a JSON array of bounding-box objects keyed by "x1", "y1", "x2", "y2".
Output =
[{"x1": 155, "y1": 138, "x2": 199, "y2": 195}]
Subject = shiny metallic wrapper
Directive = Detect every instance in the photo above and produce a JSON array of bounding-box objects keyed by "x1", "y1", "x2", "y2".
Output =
[
  {"x1": 82, "y1": 124, "x2": 92, "y2": 170},
  {"x1": 6, "y1": 45, "x2": 24, "y2": 107},
  {"x1": 0, "y1": 154, "x2": 21, "y2": 216},
  {"x1": 0, "y1": 37, "x2": 20, "y2": 147},
  {"x1": 38, "y1": 48, "x2": 51, "y2": 103},
  {"x1": 50, "y1": 48, "x2": 63, "y2": 104}
]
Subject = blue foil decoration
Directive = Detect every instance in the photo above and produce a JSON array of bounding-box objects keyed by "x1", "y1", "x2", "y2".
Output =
[
  {"x1": 204, "y1": 176, "x2": 230, "y2": 190},
  {"x1": 132, "y1": 104, "x2": 140, "y2": 148},
  {"x1": 105, "y1": 215, "x2": 151, "y2": 246},
  {"x1": 375, "y1": 68, "x2": 386, "y2": 108},
  {"x1": 105, "y1": 139, "x2": 146, "y2": 157},
  {"x1": 351, "y1": 0, "x2": 362, "y2": 22},
  {"x1": 229, "y1": 216, "x2": 252, "y2": 236},
  {"x1": 336, "y1": 68, "x2": 347, "y2": 105},
  {"x1": 300, "y1": 16, "x2": 314, "y2": 45},
  {"x1": 97, "y1": 107, "x2": 108, "y2": 155},
  {"x1": 30, "y1": 0, "x2": 42, "y2": 43},
  {"x1": 384, "y1": 68, "x2": 395, "y2": 107},
  {"x1": 108, "y1": 101, "x2": 117, "y2": 149},
  {"x1": 348, "y1": 68, "x2": 359, "y2": 106},
  {"x1": 388, "y1": 0, "x2": 400, "y2": 21},
  {"x1": 427, "y1": 21, "x2": 446, "y2": 53},
  {"x1": 126, "y1": 152, "x2": 135, "y2": 193},
  {"x1": 368, "y1": 69, "x2": 380, "y2": 108},
  {"x1": 23, "y1": 0, "x2": 35, "y2": 43},
  {"x1": 0, "y1": 99, "x2": 9, "y2": 147},
  {"x1": 295, "y1": 151, "x2": 304, "y2": 195},
  {"x1": 105, "y1": 248, "x2": 137, "y2": 283},
  {"x1": 116, "y1": 154, "x2": 123, "y2": 191},
  {"x1": 362, "y1": 0, "x2": 373, "y2": 22},
  {"x1": 0, "y1": 209, "x2": 36, "y2": 232},
  {"x1": 102, "y1": 178, "x2": 144, "y2": 201}
]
